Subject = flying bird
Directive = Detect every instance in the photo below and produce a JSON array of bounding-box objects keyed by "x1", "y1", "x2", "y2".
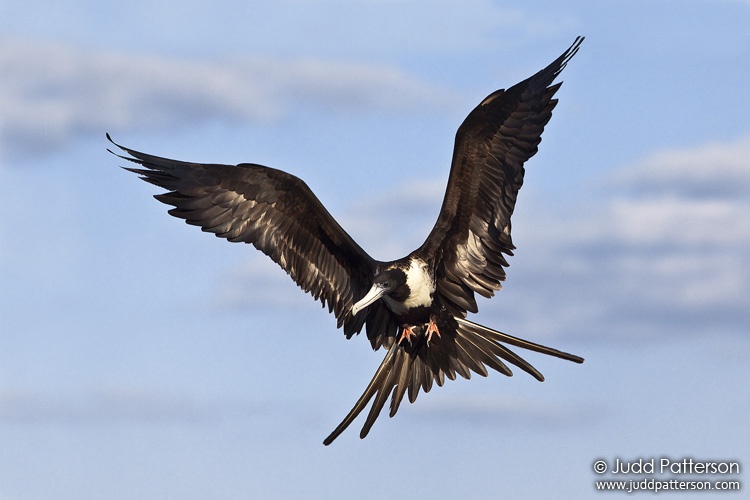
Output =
[{"x1": 110, "y1": 36, "x2": 585, "y2": 445}]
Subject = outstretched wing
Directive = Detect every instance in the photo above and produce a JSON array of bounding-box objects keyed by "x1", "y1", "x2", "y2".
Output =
[
  {"x1": 110, "y1": 134, "x2": 376, "y2": 337},
  {"x1": 418, "y1": 37, "x2": 584, "y2": 316}
]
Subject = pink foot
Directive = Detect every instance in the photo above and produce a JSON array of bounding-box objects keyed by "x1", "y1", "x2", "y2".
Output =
[
  {"x1": 426, "y1": 319, "x2": 441, "y2": 345},
  {"x1": 398, "y1": 326, "x2": 417, "y2": 344}
]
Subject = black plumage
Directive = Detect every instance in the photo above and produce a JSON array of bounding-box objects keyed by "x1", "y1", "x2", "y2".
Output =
[{"x1": 111, "y1": 36, "x2": 585, "y2": 445}]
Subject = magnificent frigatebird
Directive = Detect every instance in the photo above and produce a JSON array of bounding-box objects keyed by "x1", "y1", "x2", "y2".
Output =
[{"x1": 110, "y1": 36, "x2": 585, "y2": 445}]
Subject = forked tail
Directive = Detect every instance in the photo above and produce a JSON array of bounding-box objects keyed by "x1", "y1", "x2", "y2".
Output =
[{"x1": 323, "y1": 317, "x2": 582, "y2": 445}]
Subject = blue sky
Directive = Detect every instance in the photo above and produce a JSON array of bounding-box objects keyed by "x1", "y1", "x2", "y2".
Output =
[{"x1": 1, "y1": 0, "x2": 749, "y2": 498}]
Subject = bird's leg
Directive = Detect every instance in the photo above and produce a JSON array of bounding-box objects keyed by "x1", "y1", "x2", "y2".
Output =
[
  {"x1": 425, "y1": 318, "x2": 441, "y2": 345},
  {"x1": 398, "y1": 325, "x2": 417, "y2": 345}
]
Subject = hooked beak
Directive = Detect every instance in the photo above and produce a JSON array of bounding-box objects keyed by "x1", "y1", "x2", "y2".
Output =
[{"x1": 351, "y1": 283, "x2": 387, "y2": 316}]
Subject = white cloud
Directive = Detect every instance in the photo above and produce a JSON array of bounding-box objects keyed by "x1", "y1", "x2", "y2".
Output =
[
  {"x1": 508, "y1": 136, "x2": 750, "y2": 338},
  {"x1": 413, "y1": 393, "x2": 597, "y2": 428},
  {"x1": 595, "y1": 135, "x2": 750, "y2": 252},
  {"x1": 212, "y1": 254, "x2": 312, "y2": 311},
  {"x1": 585, "y1": 196, "x2": 750, "y2": 248},
  {"x1": 0, "y1": 387, "x2": 253, "y2": 424},
  {"x1": 0, "y1": 37, "x2": 456, "y2": 159},
  {"x1": 608, "y1": 135, "x2": 750, "y2": 199}
]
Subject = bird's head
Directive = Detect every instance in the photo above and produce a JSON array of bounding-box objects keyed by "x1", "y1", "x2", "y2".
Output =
[{"x1": 351, "y1": 268, "x2": 408, "y2": 316}]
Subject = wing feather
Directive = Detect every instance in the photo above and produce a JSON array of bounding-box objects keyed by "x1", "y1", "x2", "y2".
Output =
[
  {"x1": 110, "y1": 134, "x2": 378, "y2": 334},
  {"x1": 418, "y1": 37, "x2": 584, "y2": 316}
]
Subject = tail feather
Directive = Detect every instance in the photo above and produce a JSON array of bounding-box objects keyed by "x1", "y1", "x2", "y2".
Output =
[
  {"x1": 454, "y1": 341, "x2": 489, "y2": 378},
  {"x1": 322, "y1": 317, "x2": 583, "y2": 445},
  {"x1": 388, "y1": 353, "x2": 412, "y2": 417},
  {"x1": 458, "y1": 327, "x2": 514, "y2": 377},
  {"x1": 455, "y1": 317, "x2": 585, "y2": 364},
  {"x1": 361, "y1": 348, "x2": 404, "y2": 437},
  {"x1": 322, "y1": 345, "x2": 400, "y2": 446}
]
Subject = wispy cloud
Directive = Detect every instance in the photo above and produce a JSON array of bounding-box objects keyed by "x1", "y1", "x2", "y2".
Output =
[
  {"x1": 509, "y1": 135, "x2": 750, "y2": 339},
  {"x1": 212, "y1": 255, "x2": 312, "y2": 311},
  {"x1": 0, "y1": 388, "x2": 261, "y2": 425},
  {"x1": 608, "y1": 135, "x2": 750, "y2": 199},
  {"x1": 0, "y1": 37, "x2": 456, "y2": 160},
  {"x1": 413, "y1": 393, "x2": 600, "y2": 428}
]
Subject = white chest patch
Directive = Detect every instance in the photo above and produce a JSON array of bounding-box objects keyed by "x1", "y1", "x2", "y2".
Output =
[{"x1": 384, "y1": 258, "x2": 435, "y2": 314}]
